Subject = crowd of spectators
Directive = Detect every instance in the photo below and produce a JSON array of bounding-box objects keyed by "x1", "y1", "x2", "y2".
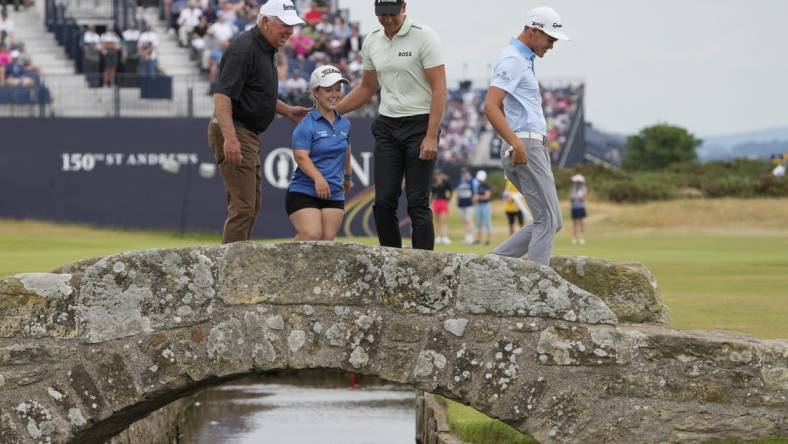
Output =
[
  {"x1": 543, "y1": 83, "x2": 582, "y2": 162},
  {"x1": 1, "y1": 7, "x2": 42, "y2": 94},
  {"x1": 162, "y1": 0, "x2": 371, "y2": 110},
  {"x1": 438, "y1": 82, "x2": 583, "y2": 165},
  {"x1": 80, "y1": 21, "x2": 161, "y2": 87}
]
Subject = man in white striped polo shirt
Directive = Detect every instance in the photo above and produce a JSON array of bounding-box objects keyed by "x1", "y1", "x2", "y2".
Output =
[
  {"x1": 483, "y1": 6, "x2": 571, "y2": 265},
  {"x1": 337, "y1": 0, "x2": 447, "y2": 251}
]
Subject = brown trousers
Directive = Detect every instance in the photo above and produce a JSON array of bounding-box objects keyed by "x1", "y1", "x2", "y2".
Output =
[{"x1": 207, "y1": 118, "x2": 262, "y2": 244}]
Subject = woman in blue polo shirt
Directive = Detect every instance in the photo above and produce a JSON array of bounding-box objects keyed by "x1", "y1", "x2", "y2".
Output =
[{"x1": 286, "y1": 65, "x2": 353, "y2": 240}]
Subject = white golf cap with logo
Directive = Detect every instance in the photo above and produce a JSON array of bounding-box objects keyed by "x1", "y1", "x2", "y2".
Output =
[
  {"x1": 258, "y1": 0, "x2": 305, "y2": 26},
  {"x1": 310, "y1": 65, "x2": 349, "y2": 89},
  {"x1": 526, "y1": 6, "x2": 571, "y2": 41}
]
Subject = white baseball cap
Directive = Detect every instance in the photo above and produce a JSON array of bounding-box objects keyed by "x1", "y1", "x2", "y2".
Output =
[
  {"x1": 571, "y1": 174, "x2": 585, "y2": 183},
  {"x1": 476, "y1": 170, "x2": 487, "y2": 182},
  {"x1": 258, "y1": 0, "x2": 305, "y2": 26},
  {"x1": 309, "y1": 65, "x2": 349, "y2": 90},
  {"x1": 526, "y1": 6, "x2": 571, "y2": 41}
]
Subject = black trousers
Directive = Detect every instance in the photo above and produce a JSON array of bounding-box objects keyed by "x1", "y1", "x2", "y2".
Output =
[{"x1": 371, "y1": 114, "x2": 436, "y2": 250}]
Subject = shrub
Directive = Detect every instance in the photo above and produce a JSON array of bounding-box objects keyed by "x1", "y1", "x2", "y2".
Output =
[
  {"x1": 607, "y1": 176, "x2": 676, "y2": 202},
  {"x1": 699, "y1": 175, "x2": 759, "y2": 198},
  {"x1": 756, "y1": 174, "x2": 788, "y2": 197}
]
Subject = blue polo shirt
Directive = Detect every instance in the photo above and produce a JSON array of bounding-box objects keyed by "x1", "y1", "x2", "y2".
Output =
[
  {"x1": 289, "y1": 108, "x2": 352, "y2": 201},
  {"x1": 489, "y1": 37, "x2": 546, "y2": 135}
]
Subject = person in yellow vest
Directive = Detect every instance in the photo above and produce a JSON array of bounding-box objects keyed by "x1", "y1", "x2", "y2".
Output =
[{"x1": 503, "y1": 179, "x2": 533, "y2": 235}]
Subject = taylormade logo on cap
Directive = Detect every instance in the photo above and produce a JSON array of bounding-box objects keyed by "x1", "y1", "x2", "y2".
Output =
[{"x1": 526, "y1": 6, "x2": 571, "y2": 41}]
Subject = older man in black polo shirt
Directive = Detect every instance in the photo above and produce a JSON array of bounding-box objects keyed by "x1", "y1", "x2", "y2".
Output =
[{"x1": 208, "y1": 0, "x2": 309, "y2": 244}]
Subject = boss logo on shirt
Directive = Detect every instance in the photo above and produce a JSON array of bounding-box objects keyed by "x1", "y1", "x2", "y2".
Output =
[
  {"x1": 398, "y1": 51, "x2": 412, "y2": 57},
  {"x1": 317, "y1": 130, "x2": 330, "y2": 138}
]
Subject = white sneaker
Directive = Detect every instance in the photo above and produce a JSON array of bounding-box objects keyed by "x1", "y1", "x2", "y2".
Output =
[
  {"x1": 443, "y1": 236, "x2": 451, "y2": 245},
  {"x1": 579, "y1": 238, "x2": 586, "y2": 245},
  {"x1": 435, "y1": 237, "x2": 445, "y2": 245},
  {"x1": 571, "y1": 238, "x2": 578, "y2": 245}
]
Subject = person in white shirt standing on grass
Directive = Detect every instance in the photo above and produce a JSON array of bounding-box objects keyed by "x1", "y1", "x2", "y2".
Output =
[
  {"x1": 483, "y1": 6, "x2": 570, "y2": 265},
  {"x1": 336, "y1": 0, "x2": 447, "y2": 251}
]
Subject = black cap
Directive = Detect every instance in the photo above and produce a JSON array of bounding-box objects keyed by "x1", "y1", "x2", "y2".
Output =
[{"x1": 374, "y1": 0, "x2": 403, "y2": 16}]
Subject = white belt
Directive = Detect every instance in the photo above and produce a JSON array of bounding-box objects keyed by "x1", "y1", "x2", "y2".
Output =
[
  {"x1": 503, "y1": 132, "x2": 546, "y2": 157},
  {"x1": 515, "y1": 131, "x2": 546, "y2": 142}
]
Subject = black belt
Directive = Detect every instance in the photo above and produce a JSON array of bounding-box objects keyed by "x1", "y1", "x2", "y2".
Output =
[{"x1": 378, "y1": 113, "x2": 430, "y2": 122}]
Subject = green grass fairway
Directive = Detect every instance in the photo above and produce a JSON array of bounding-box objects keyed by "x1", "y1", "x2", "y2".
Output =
[{"x1": 1, "y1": 198, "x2": 786, "y2": 444}]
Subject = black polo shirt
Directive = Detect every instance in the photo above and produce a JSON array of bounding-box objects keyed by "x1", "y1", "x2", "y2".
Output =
[{"x1": 215, "y1": 26, "x2": 278, "y2": 134}]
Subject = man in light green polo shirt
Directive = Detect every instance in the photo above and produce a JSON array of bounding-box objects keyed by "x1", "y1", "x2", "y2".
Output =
[{"x1": 336, "y1": 0, "x2": 447, "y2": 251}]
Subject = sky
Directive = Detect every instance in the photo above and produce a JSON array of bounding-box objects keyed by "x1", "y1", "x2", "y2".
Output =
[{"x1": 337, "y1": 0, "x2": 788, "y2": 137}]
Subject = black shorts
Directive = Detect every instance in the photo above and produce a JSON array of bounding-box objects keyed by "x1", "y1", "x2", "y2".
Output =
[
  {"x1": 571, "y1": 207, "x2": 587, "y2": 220},
  {"x1": 505, "y1": 211, "x2": 524, "y2": 226},
  {"x1": 285, "y1": 191, "x2": 344, "y2": 216}
]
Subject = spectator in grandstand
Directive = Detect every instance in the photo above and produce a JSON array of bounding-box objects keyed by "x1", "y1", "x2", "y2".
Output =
[
  {"x1": 303, "y1": 2, "x2": 324, "y2": 26},
  {"x1": 208, "y1": 14, "x2": 237, "y2": 47},
  {"x1": 456, "y1": 167, "x2": 477, "y2": 245},
  {"x1": 138, "y1": 25, "x2": 160, "y2": 77},
  {"x1": 333, "y1": 16, "x2": 351, "y2": 40},
  {"x1": 0, "y1": 41, "x2": 9, "y2": 65},
  {"x1": 13, "y1": 42, "x2": 37, "y2": 75},
  {"x1": 208, "y1": 0, "x2": 309, "y2": 244},
  {"x1": 570, "y1": 174, "x2": 587, "y2": 245},
  {"x1": 0, "y1": 9, "x2": 15, "y2": 45},
  {"x1": 82, "y1": 26, "x2": 101, "y2": 85},
  {"x1": 430, "y1": 169, "x2": 452, "y2": 245},
  {"x1": 286, "y1": 65, "x2": 352, "y2": 241},
  {"x1": 120, "y1": 23, "x2": 141, "y2": 76},
  {"x1": 336, "y1": 0, "x2": 447, "y2": 251},
  {"x1": 100, "y1": 30, "x2": 121, "y2": 87},
  {"x1": 0, "y1": 43, "x2": 7, "y2": 84},
  {"x1": 189, "y1": 16, "x2": 209, "y2": 61},
  {"x1": 327, "y1": 37, "x2": 346, "y2": 65},
  {"x1": 474, "y1": 170, "x2": 493, "y2": 245},
  {"x1": 177, "y1": 0, "x2": 203, "y2": 47},
  {"x1": 483, "y1": 6, "x2": 570, "y2": 265},
  {"x1": 122, "y1": 22, "x2": 140, "y2": 43},
  {"x1": 288, "y1": 26, "x2": 314, "y2": 58},
  {"x1": 311, "y1": 31, "x2": 330, "y2": 58},
  {"x1": 345, "y1": 24, "x2": 362, "y2": 55},
  {"x1": 4, "y1": 50, "x2": 34, "y2": 86},
  {"x1": 285, "y1": 71, "x2": 308, "y2": 99},
  {"x1": 206, "y1": 39, "x2": 228, "y2": 93}
]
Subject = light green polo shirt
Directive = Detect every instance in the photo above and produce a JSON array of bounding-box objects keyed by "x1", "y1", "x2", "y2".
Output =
[{"x1": 361, "y1": 16, "x2": 443, "y2": 118}]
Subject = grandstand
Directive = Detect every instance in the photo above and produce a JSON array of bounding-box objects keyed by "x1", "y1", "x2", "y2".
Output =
[{"x1": 1, "y1": 0, "x2": 594, "y2": 167}]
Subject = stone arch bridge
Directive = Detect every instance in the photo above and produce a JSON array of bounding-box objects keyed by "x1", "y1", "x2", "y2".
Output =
[{"x1": 0, "y1": 242, "x2": 786, "y2": 443}]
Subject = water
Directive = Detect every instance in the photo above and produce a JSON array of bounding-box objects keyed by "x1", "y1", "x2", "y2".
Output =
[{"x1": 178, "y1": 371, "x2": 416, "y2": 444}]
